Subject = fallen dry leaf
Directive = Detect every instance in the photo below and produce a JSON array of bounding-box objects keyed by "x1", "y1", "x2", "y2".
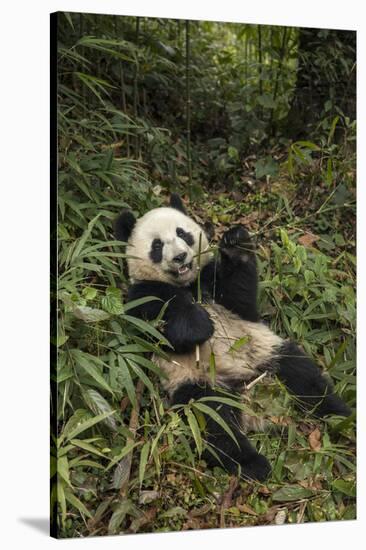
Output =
[
  {"x1": 298, "y1": 232, "x2": 320, "y2": 248},
  {"x1": 308, "y1": 427, "x2": 322, "y2": 451},
  {"x1": 236, "y1": 503, "x2": 258, "y2": 516}
]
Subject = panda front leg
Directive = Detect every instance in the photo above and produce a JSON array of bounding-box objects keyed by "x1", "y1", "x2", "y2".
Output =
[
  {"x1": 171, "y1": 381, "x2": 271, "y2": 481},
  {"x1": 218, "y1": 225, "x2": 259, "y2": 322},
  {"x1": 276, "y1": 341, "x2": 351, "y2": 418}
]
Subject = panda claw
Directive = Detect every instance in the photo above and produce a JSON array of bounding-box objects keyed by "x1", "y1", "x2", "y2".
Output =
[{"x1": 220, "y1": 225, "x2": 254, "y2": 261}]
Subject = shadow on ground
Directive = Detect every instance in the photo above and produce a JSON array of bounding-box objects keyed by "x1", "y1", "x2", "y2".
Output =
[{"x1": 18, "y1": 518, "x2": 49, "y2": 536}]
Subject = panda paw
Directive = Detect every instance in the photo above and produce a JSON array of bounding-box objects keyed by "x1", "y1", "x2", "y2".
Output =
[
  {"x1": 220, "y1": 225, "x2": 255, "y2": 262},
  {"x1": 240, "y1": 453, "x2": 271, "y2": 482}
]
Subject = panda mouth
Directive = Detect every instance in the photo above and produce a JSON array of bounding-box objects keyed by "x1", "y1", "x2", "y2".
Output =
[
  {"x1": 178, "y1": 263, "x2": 192, "y2": 276},
  {"x1": 169, "y1": 261, "x2": 193, "y2": 278}
]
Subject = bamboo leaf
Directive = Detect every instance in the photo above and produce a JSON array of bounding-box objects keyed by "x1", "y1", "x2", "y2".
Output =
[
  {"x1": 193, "y1": 402, "x2": 239, "y2": 447},
  {"x1": 186, "y1": 409, "x2": 203, "y2": 456},
  {"x1": 65, "y1": 488, "x2": 92, "y2": 518},
  {"x1": 65, "y1": 410, "x2": 116, "y2": 441},
  {"x1": 139, "y1": 441, "x2": 151, "y2": 487},
  {"x1": 117, "y1": 355, "x2": 136, "y2": 407}
]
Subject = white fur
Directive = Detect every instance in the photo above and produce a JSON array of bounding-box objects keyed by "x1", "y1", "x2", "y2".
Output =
[
  {"x1": 155, "y1": 303, "x2": 283, "y2": 395},
  {"x1": 127, "y1": 207, "x2": 212, "y2": 286}
]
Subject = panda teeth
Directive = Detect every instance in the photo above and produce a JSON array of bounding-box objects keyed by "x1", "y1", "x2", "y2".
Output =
[{"x1": 178, "y1": 265, "x2": 189, "y2": 275}]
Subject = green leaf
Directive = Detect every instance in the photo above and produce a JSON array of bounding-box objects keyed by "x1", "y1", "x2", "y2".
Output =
[
  {"x1": 332, "y1": 479, "x2": 356, "y2": 497},
  {"x1": 123, "y1": 296, "x2": 162, "y2": 312},
  {"x1": 159, "y1": 506, "x2": 187, "y2": 518},
  {"x1": 186, "y1": 409, "x2": 203, "y2": 456},
  {"x1": 193, "y1": 402, "x2": 239, "y2": 447},
  {"x1": 64, "y1": 410, "x2": 116, "y2": 442},
  {"x1": 117, "y1": 355, "x2": 136, "y2": 407},
  {"x1": 272, "y1": 485, "x2": 314, "y2": 502},
  {"x1": 82, "y1": 388, "x2": 118, "y2": 431},
  {"x1": 65, "y1": 488, "x2": 92, "y2": 518},
  {"x1": 72, "y1": 350, "x2": 114, "y2": 395},
  {"x1": 127, "y1": 359, "x2": 157, "y2": 397},
  {"x1": 139, "y1": 441, "x2": 151, "y2": 487},
  {"x1": 106, "y1": 441, "x2": 141, "y2": 472},
  {"x1": 101, "y1": 286, "x2": 123, "y2": 315},
  {"x1": 108, "y1": 500, "x2": 132, "y2": 535},
  {"x1": 255, "y1": 156, "x2": 279, "y2": 179},
  {"x1": 70, "y1": 439, "x2": 109, "y2": 458},
  {"x1": 122, "y1": 314, "x2": 173, "y2": 348},
  {"x1": 57, "y1": 455, "x2": 72, "y2": 487},
  {"x1": 150, "y1": 425, "x2": 166, "y2": 458},
  {"x1": 73, "y1": 305, "x2": 111, "y2": 323},
  {"x1": 229, "y1": 335, "x2": 251, "y2": 352},
  {"x1": 57, "y1": 480, "x2": 67, "y2": 525}
]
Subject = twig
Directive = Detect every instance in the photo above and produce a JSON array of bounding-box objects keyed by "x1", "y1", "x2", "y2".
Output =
[
  {"x1": 219, "y1": 476, "x2": 239, "y2": 528},
  {"x1": 119, "y1": 378, "x2": 145, "y2": 497},
  {"x1": 245, "y1": 371, "x2": 268, "y2": 391}
]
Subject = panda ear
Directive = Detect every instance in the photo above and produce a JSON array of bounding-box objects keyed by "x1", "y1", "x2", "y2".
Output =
[
  {"x1": 203, "y1": 221, "x2": 215, "y2": 242},
  {"x1": 170, "y1": 193, "x2": 187, "y2": 214},
  {"x1": 113, "y1": 210, "x2": 136, "y2": 243}
]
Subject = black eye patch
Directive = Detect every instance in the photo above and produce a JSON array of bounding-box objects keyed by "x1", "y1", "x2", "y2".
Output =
[
  {"x1": 150, "y1": 238, "x2": 163, "y2": 263},
  {"x1": 176, "y1": 227, "x2": 194, "y2": 246}
]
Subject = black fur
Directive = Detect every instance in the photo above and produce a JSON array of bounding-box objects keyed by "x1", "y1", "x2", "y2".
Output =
[
  {"x1": 114, "y1": 210, "x2": 136, "y2": 243},
  {"x1": 191, "y1": 225, "x2": 259, "y2": 322},
  {"x1": 276, "y1": 341, "x2": 351, "y2": 418},
  {"x1": 121, "y1": 202, "x2": 351, "y2": 480},
  {"x1": 149, "y1": 238, "x2": 163, "y2": 263},
  {"x1": 127, "y1": 281, "x2": 214, "y2": 353},
  {"x1": 176, "y1": 227, "x2": 194, "y2": 246},
  {"x1": 170, "y1": 193, "x2": 187, "y2": 214},
  {"x1": 171, "y1": 382, "x2": 271, "y2": 481}
]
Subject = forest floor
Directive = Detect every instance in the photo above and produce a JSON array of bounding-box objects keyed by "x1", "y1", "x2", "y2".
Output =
[{"x1": 86, "y1": 173, "x2": 356, "y2": 536}]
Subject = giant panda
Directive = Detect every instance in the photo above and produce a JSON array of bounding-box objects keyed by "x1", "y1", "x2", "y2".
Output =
[{"x1": 114, "y1": 194, "x2": 351, "y2": 481}]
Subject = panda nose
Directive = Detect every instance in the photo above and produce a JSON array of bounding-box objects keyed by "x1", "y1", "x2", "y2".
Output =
[{"x1": 173, "y1": 252, "x2": 187, "y2": 264}]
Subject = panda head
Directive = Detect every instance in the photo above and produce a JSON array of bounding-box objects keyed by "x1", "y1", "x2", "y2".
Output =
[{"x1": 114, "y1": 194, "x2": 214, "y2": 286}]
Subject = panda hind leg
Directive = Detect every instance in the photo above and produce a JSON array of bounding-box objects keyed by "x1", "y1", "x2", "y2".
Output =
[
  {"x1": 170, "y1": 381, "x2": 271, "y2": 481},
  {"x1": 275, "y1": 341, "x2": 351, "y2": 418}
]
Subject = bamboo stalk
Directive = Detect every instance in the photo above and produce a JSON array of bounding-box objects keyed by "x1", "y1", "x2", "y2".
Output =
[
  {"x1": 270, "y1": 27, "x2": 288, "y2": 136},
  {"x1": 113, "y1": 15, "x2": 130, "y2": 157},
  {"x1": 185, "y1": 19, "x2": 193, "y2": 200},
  {"x1": 133, "y1": 16, "x2": 140, "y2": 157},
  {"x1": 258, "y1": 25, "x2": 263, "y2": 97}
]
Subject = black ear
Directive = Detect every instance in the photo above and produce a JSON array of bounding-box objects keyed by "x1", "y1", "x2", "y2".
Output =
[
  {"x1": 203, "y1": 221, "x2": 215, "y2": 242},
  {"x1": 170, "y1": 193, "x2": 187, "y2": 214},
  {"x1": 113, "y1": 210, "x2": 136, "y2": 243}
]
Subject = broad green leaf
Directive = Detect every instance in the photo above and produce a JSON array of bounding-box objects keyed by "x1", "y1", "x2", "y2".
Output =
[
  {"x1": 73, "y1": 305, "x2": 111, "y2": 323},
  {"x1": 57, "y1": 455, "x2": 72, "y2": 487},
  {"x1": 332, "y1": 479, "x2": 356, "y2": 497},
  {"x1": 64, "y1": 410, "x2": 116, "y2": 441},
  {"x1": 272, "y1": 485, "x2": 314, "y2": 502},
  {"x1": 82, "y1": 388, "x2": 118, "y2": 431}
]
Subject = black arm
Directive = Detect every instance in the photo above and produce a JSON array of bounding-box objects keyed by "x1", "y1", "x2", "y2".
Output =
[
  {"x1": 195, "y1": 226, "x2": 259, "y2": 322},
  {"x1": 127, "y1": 281, "x2": 214, "y2": 354}
]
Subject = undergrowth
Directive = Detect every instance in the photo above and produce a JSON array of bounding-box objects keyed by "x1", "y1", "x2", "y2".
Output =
[{"x1": 52, "y1": 12, "x2": 356, "y2": 537}]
